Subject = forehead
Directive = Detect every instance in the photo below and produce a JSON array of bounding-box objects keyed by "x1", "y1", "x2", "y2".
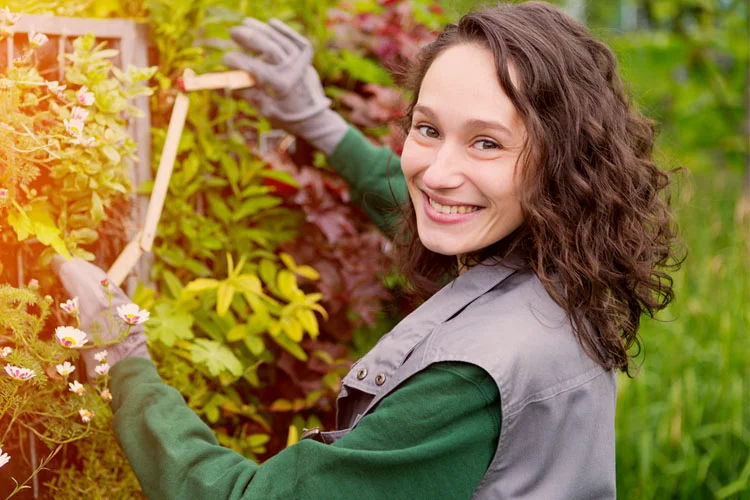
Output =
[{"x1": 416, "y1": 43, "x2": 522, "y2": 134}]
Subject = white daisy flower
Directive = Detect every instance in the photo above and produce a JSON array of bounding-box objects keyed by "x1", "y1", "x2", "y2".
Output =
[
  {"x1": 55, "y1": 361, "x2": 75, "y2": 376},
  {"x1": 64, "y1": 118, "x2": 85, "y2": 137},
  {"x1": 55, "y1": 326, "x2": 88, "y2": 348},
  {"x1": 68, "y1": 380, "x2": 86, "y2": 396},
  {"x1": 79, "y1": 408, "x2": 94, "y2": 423},
  {"x1": 94, "y1": 350, "x2": 108, "y2": 363},
  {"x1": 70, "y1": 106, "x2": 89, "y2": 121},
  {"x1": 71, "y1": 135, "x2": 96, "y2": 146},
  {"x1": 77, "y1": 85, "x2": 95, "y2": 106},
  {"x1": 4, "y1": 364, "x2": 36, "y2": 380},
  {"x1": 29, "y1": 31, "x2": 48, "y2": 49},
  {"x1": 60, "y1": 297, "x2": 79, "y2": 315},
  {"x1": 94, "y1": 363, "x2": 110, "y2": 377},
  {"x1": 3, "y1": 8, "x2": 21, "y2": 25},
  {"x1": 46, "y1": 81, "x2": 66, "y2": 96},
  {"x1": 116, "y1": 304, "x2": 150, "y2": 325}
]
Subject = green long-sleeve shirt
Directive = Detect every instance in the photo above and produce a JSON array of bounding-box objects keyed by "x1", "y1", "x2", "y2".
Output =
[
  {"x1": 327, "y1": 126, "x2": 409, "y2": 236},
  {"x1": 111, "y1": 358, "x2": 499, "y2": 499},
  {"x1": 109, "y1": 126, "x2": 502, "y2": 498}
]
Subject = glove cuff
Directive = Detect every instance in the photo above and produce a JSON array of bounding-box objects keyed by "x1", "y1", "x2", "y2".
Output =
[
  {"x1": 292, "y1": 109, "x2": 350, "y2": 156},
  {"x1": 82, "y1": 333, "x2": 150, "y2": 381}
]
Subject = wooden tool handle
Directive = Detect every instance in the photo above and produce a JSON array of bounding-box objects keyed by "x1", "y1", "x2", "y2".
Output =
[
  {"x1": 107, "y1": 231, "x2": 143, "y2": 286},
  {"x1": 139, "y1": 89, "x2": 190, "y2": 252},
  {"x1": 177, "y1": 70, "x2": 256, "y2": 91}
]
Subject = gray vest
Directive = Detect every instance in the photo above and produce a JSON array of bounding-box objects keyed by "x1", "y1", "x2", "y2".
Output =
[{"x1": 307, "y1": 262, "x2": 617, "y2": 499}]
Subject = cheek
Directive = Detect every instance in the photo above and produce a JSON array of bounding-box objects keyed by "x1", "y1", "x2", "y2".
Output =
[
  {"x1": 399, "y1": 137, "x2": 428, "y2": 181},
  {"x1": 483, "y1": 166, "x2": 524, "y2": 211}
]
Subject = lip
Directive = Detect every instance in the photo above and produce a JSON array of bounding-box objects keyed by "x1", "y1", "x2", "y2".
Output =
[
  {"x1": 421, "y1": 191, "x2": 484, "y2": 224},
  {"x1": 423, "y1": 191, "x2": 481, "y2": 208}
]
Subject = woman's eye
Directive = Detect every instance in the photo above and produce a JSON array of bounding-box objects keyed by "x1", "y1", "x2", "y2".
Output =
[
  {"x1": 416, "y1": 125, "x2": 439, "y2": 139},
  {"x1": 475, "y1": 139, "x2": 500, "y2": 151}
]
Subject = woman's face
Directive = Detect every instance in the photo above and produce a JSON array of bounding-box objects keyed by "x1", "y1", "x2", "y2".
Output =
[{"x1": 401, "y1": 43, "x2": 527, "y2": 257}]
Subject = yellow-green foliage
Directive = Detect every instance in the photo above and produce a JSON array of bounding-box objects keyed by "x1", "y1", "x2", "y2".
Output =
[
  {"x1": 0, "y1": 7, "x2": 157, "y2": 495},
  {"x1": 0, "y1": 30, "x2": 154, "y2": 266}
]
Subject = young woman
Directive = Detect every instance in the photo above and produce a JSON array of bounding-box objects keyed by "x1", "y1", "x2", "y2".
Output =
[{"x1": 53, "y1": 2, "x2": 680, "y2": 498}]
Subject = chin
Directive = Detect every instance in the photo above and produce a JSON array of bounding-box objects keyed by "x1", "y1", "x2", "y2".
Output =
[{"x1": 418, "y1": 233, "x2": 468, "y2": 256}]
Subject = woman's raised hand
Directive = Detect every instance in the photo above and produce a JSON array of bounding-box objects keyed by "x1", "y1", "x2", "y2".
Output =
[{"x1": 222, "y1": 18, "x2": 348, "y2": 155}]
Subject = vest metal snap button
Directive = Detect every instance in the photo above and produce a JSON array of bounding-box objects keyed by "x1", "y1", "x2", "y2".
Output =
[
  {"x1": 357, "y1": 368, "x2": 368, "y2": 380},
  {"x1": 375, "y1": 374, "x2": 386, "y2": 386},
  {"x1": 300, "y1": 427, "x2": 324, "y2": 443}
]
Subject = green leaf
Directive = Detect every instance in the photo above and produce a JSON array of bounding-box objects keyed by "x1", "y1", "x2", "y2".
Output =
[
  {"x1": 257, "y1": 169, "x2": 299, "y2": 188},
  {"x1": 220, "y1": 154, "x2": 239, "y2": 190},
  {"x1": 279, "y1": 252, "x2": 296, "y2": 270},
  {"x1": 243, "y1": 335, "x2": 265, "y2": 356},
  {"x1": 248, "y1": 434, "x2": 270, "y2": 447},
  {"x1": 270, "y1": 332, "x2": 308, "y2": 362},
  {"x1": 145, "y1": 302, "x2": 194, "y2": 347},
  {"x1": 184, "y1": 259, "x2": 212, "y2": 277},
  {"x1": 162, "y1": 270, "x2": 184, "y2": 299},
  {"x1": 244, "y1": 294, "x2": 271, "y2": 332},
  {"x1": 234, "y1": 274, "x2": 262, "y2": 295},
  {"x1": 183, "y1": 278, "x2": 220, "y2": 295},
  {"x1": 276, "y1": 270, "x2": 300, "y2": 300},
  {"x1": 216, "y1": 282, "x2": 236, "y2": 317},
  {"x1": 12, "y1": 202, "x2": 72, "y2": 259},
  {"x1": 7, "y1": 205, "x2": 34, "y2": 241},
  {"x1": 294, "y1": 265, "x2": 320, "y2": 281},
  {"x1": 338, "y1": 50, "x2": 394, "y2": 85},
  {"x1": 296, "y1": 309, "x2": 319, "y2": 338},
  {"x1": 206, "y1": 192, "x2": 232, "y2": 223},
  {"x1": 101, "y1": 145, "x2": 122, "y2": 164},
  {"x1": 181, "y1": 154, "x2": 201, "y2": 184},
  {"x1": 90, "y1": 192, "x2": 104, "y2": 224},
  {"x1": 226, "y1": 324, "x2": 247, "y2": 342},
  {"x1": 280, "y1": 315, "x2": 304, "y2": 342},
  {"x1": 232, "y1": 196, "x2": 282, "y2": 222},
  {"x1": 190, "y1": 338, "x2": 244, "y2": 377},
  {"x1": 269, "y1": 399, "x2": 293, "y2": 412},
  {"x1": 258, "y1": 259, "x2": 277, "y2": 286},
  {"x1": 69, "y1": 228, "x2": 99, "y2": 245},
  {"x1": 239, "y1": 185, "x2": 273, "y2": 197}
]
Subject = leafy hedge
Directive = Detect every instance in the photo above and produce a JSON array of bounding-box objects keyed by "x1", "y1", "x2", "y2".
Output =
[{"x1": 0, "y1": 0, "x2": 444, "y2": 496}]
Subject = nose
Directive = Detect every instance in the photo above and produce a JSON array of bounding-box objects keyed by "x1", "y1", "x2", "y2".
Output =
[{"x1": 421, "y1": 140, "x2": 464, "y2": 191}]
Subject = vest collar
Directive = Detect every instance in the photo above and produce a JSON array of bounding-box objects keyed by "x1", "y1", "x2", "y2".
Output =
[{"x1": 343, "y1": 259, "x2": 519, "y2": 401}]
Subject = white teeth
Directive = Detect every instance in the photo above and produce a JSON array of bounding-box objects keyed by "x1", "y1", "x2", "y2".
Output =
[{"x1": 428, "y1": 197, "x2": 480, "y2": 215}]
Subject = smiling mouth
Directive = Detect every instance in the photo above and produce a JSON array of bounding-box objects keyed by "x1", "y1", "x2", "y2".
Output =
[{"x1": 427, "y1": 196, "x2": 482, "y2": 215}]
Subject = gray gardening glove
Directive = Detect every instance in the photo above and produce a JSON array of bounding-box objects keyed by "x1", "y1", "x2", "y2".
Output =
[
  {"x1": 51, "y1": 256, "x2": 150, "y2": 380},
  {"x1": 222, "y1": 17, "x2": 349, "y2": 156}
]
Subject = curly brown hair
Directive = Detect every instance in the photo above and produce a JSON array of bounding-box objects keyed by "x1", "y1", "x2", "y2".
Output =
[{"x1": 390, "y1": 1, "x2": 684, "y2": 373}]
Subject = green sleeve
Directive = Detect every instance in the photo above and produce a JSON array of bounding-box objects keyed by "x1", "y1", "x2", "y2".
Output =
[
  {"x1": 110, "y1": 357, "x2": 500, "y2": 499},
  {"x1": 328, "y1": 126, "x2": 409, "y2": 236}
]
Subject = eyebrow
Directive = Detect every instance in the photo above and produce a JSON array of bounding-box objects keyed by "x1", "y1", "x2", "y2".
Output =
[{"x1": 413, "y1": 104, "x2": 514, "y2": 138}]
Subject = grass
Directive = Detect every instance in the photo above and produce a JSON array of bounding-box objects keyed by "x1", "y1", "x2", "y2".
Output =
[{"x1": 616, "y1": 170, "x2": 750, "y2": 499}]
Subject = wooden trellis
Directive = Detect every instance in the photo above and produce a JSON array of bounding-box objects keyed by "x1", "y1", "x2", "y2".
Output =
[{"x1": 7, "y1": 14, "x2": 152, "y2": 292}]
